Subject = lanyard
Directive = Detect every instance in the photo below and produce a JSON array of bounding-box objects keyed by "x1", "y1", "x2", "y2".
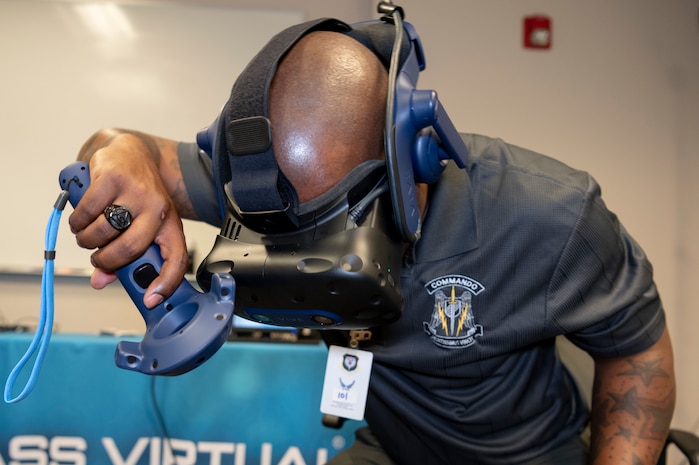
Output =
[{"x1": 3, "y1": 190, "x2": 69, "y2": 403}]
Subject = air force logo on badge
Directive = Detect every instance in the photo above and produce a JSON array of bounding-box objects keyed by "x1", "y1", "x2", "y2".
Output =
[{"x1": 423, "y1": 274, "x2": 485, "y2": 349}]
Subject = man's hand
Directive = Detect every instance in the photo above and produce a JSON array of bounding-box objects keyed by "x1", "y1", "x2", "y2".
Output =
[{"x1": 69, "y1": 129, "x2": 194, "y2": 308}]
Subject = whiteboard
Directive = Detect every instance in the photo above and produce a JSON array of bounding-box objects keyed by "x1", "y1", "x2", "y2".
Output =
[{"x1": 0, "y1": 0, "x2": 303, "y2": 274}]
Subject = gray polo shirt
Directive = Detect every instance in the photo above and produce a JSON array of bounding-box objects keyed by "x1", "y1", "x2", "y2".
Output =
[{"x1": 179, "y1": 133, "x2": 665, "y2": 464}]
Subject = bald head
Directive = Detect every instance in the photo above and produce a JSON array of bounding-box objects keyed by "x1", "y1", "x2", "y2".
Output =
[{"x1": 269, "y1": 31, "x2": 388, "y2": 203}]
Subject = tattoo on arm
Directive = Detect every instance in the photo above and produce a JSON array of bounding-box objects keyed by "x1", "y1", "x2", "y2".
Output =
[
  {"x1": 617, "y1": 359, "x2": 670, "y2": 387},
  {"x1": 612, "y1": 357, "x2": 673, "y2": 441},
  {"x1": 590, "y1": 354, "x2": 675, "y2": 463},
  {"x1": 608, "y1": 385, "x2": 673, "y2": 440}
]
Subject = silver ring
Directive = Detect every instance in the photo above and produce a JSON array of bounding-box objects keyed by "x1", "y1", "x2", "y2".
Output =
[{"x1": 104, "y1": 204, "x2": 132, "y2": 231}]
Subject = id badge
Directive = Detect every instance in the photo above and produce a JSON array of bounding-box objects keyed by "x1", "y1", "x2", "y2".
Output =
[{"x1": 320, "y1": 345, "x2": 373, "y2": 421}]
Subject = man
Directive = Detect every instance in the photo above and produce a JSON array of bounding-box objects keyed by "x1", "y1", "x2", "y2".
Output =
[{"x1": 69, "y1": 21, "x2": 675, "y2": 465}]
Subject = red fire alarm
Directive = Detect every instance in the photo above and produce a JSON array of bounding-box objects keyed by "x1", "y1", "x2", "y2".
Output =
[{"x1": 523, "y1": 15, "x2": 552, "y2": 49}]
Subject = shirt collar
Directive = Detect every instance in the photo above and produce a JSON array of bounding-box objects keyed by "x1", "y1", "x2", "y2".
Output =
[{"x1": 413, "y1": 163, "x2": 479, "y2": 263}]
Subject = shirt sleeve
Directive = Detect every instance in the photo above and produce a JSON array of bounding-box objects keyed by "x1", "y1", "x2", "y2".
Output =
[
  {"x1": 177, "y1": 142, "x2": 223, "y2": 227},
  {"x1": 546, "y1": 175, "x2": 665, "y2": 358}
]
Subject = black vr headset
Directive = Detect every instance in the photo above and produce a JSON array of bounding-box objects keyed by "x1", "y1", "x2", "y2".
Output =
[{"x1": 195, "y1": 3, "x2": 468, "y2": 329}]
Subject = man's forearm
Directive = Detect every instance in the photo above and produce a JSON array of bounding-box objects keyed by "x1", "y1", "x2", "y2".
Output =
[{"x1": 589, "y1": 327, "x2": 675, "y2": 464}]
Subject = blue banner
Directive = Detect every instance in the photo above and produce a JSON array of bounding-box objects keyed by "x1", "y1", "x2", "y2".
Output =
[{"x1": 1, "y1": 333, "x2": 359, "y2": 465}]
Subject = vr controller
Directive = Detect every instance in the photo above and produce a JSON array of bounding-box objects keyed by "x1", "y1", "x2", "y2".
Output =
[{"x1": 59, "y1": 162, "x2": 235, "y2": 376}]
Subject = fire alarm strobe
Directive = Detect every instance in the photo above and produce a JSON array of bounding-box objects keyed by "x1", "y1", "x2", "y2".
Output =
[{"x1": 524, "y1": 15, "x2": 552, "y2": 49}]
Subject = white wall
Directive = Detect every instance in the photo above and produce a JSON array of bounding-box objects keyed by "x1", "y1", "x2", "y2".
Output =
[{"x1": 1, "y1": 0, "x2": 697, "y2": 441}]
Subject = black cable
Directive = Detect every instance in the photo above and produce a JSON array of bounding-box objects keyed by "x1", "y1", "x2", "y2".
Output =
[
  {"x1": 349, "y1": 176, "x2": 389, "y2": 224},
  {"x1": 149, "y1": 376, "x2": 176, "y2": 459},
  {"x1": 381, "y1": 5, "x2": 416, "y2": 243}
]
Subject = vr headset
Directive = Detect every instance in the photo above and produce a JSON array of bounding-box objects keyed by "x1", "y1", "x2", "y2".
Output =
[{"x1": 195, "y1": 3, "x2": 468, "y2": 329}]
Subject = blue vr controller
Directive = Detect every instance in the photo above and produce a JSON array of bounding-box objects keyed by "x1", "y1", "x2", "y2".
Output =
[{"x1": 59, "y1": 162, "x2": 235, "y2": 376}]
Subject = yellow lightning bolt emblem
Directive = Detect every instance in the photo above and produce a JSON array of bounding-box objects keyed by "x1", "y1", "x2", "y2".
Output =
[
  {"x1": 450, "y1": 286, "x2": 468, "y2": 336},
  {"x1": 437, "y1": 301, "x2": 448, "y2": 334},
  {"x1": 456, "y1": 302, "x2": 469, "y2": 336}
]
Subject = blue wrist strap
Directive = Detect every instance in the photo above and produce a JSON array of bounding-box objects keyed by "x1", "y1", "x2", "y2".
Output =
[{"x1": 4, "y1": 191, "x2": 68, "y2": 403}]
